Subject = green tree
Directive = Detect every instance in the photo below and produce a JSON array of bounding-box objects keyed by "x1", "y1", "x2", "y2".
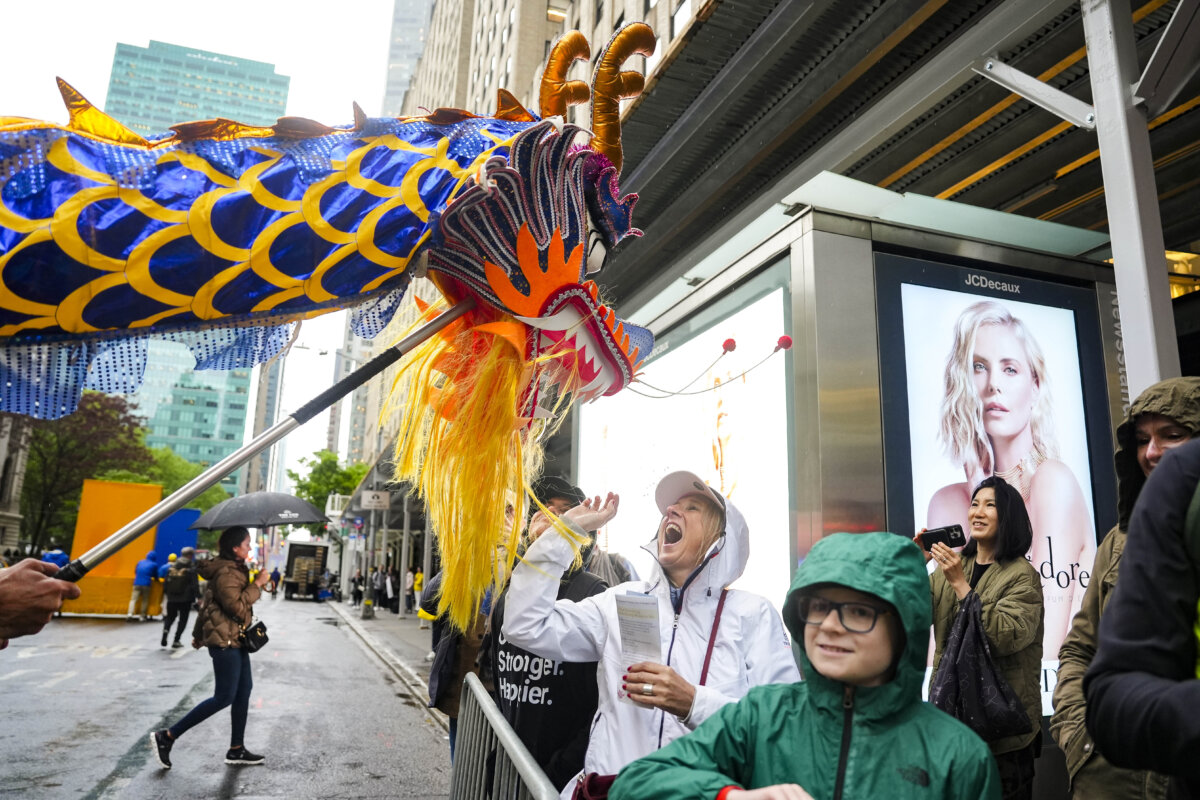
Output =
[
  {"x1": 287, "y1": 450, "x2": 369, "y2": 536},
  {"x1": 20, "y1": 393, "x2": 154, "y2": 554},
  {"x1": 99, "y1": 447, "x2": 232, "y2": 550},
  {"x1": 99, "y1": 447, "x2": 230, "y2": 511}
]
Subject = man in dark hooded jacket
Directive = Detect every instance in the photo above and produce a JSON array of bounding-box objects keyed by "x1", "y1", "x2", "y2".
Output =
[
  {"x1": 1085, "y1": 433, "x2": 1200, "y2": 796},
  {"x1": 486, "y1": 478, "x2": 608, "y2": 790},
  {"x1": 1052, "y1": 377, "x2": 1199, "y2": 798}
]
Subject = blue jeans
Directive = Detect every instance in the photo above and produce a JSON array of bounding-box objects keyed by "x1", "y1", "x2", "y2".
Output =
[{"x1": 169, "y1": 646, "x2": 253, "y2": 747}]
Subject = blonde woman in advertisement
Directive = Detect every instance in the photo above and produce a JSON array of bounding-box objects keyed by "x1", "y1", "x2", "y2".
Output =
[{"x1": 926, "y1": 300, "x2": 1094, "y2": 656}]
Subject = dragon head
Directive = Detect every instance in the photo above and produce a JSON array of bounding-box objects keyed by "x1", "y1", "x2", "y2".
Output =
[
  {"x1": 425, "y1": 24, "x2": 655, "y2": 408},
  {"x1": 389, "y1": 23, "x2": 658, "y2": 629}
]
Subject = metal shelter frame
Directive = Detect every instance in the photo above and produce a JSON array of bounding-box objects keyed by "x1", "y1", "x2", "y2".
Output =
[{"x1": 621, "y1": 0, "x2": 1199, "y2": 401}]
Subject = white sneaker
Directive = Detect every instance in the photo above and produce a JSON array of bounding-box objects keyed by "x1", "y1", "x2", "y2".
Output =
[{"x1": 424, "y1": 650, "x2": 435, "y2": 662}]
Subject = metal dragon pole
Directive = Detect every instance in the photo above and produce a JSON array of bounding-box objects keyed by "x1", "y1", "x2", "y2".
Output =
[{"x1": 55, "y1": 298, "x2": 475, "y2": 583}]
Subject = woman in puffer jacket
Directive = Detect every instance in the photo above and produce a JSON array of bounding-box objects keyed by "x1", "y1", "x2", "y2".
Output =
[{"x1": 149, "y1": 526, "x2": 271, "y2": 770}]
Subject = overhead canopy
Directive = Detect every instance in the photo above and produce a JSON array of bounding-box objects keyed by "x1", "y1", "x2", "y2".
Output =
[{"x1": 608, "y1": 0, "x2": 1199, "y2": 313}]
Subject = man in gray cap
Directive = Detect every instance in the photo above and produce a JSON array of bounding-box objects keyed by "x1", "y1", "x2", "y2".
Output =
[{"x1": 161, "y1": 546, "x2": 200, "y2": 648}]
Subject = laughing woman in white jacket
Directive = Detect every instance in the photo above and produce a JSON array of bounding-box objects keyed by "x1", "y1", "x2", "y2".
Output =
[{"x1": 503, "y1": 471, "x2": 800, "y2": 796}]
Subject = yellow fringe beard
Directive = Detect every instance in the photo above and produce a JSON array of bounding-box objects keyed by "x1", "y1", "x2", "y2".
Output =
[{"x1": 386, "y1": 302, "x2": 582, "y2": 632}]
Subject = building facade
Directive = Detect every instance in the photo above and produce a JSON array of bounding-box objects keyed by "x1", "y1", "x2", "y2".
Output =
[
  {"x1": 105, "y1": 40, "x2": 289, "y2": 134},
  {"x1": 381, "y1": 0, "x2": 436, "y2": 116},
  {"x1": 243, "y1": 359, "x2": 285, "y2": 495},
  {"x1": 0, "y1": 415, "x2": 30, "y2": 555},
  {"x1": 465, "y1": 0, "x2": 561, "y2": 115},
  {"x1": 403, "y1": 0, "x2": 476, "y2": 113},
  {"x1": 340, "y1": 326, "x2": 378, "y2": 466},
  {"x1": 140, "y1": 352, "x2": 252, "y2": 496}
]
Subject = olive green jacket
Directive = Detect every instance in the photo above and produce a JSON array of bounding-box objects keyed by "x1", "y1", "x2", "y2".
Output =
[
  {"x1": 931, "y1": 553, "x2": 1044, "y2": 755},
  {"x1": 1050, "y1": 377, "x2": 1200, "y2": 788}
]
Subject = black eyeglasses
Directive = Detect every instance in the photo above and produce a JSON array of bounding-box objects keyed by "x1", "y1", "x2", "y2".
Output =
[{"x1": 798, "y1": 596, "x2": 889, "y2": 633}]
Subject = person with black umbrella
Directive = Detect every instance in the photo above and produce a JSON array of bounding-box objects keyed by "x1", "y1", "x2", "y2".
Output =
[{"x1": 150, "y1": 526, "x2": 271, "y2": 770}]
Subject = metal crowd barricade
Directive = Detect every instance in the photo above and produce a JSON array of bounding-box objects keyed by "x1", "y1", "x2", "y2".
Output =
[{"x1": 450, "y1": 672, "x2": 560, "y2": 800}]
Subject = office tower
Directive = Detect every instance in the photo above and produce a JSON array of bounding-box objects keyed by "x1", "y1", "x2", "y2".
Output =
[
  {"x1": 381, "y1": 0, "x2": 435, "y2": 116},
  {"x1": 105, "y1": 40, "x2": 289, "y2": 134}
]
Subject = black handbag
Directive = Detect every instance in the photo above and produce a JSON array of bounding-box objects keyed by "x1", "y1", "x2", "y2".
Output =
[
  {"x1": 239, "y1": 618, "x2": 269, "y2": 653},
  {"x1": 929, "y1": 592, "x2": 1030, "y2": 742}
]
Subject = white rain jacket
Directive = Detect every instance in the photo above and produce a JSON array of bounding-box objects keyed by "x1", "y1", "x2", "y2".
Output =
[{"x1": 502, "y1": 499, "x2": 800, "y2": 796}]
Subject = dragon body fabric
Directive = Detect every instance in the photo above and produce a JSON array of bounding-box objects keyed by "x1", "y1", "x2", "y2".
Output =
[{"x1": 0, "y1": 24, "x2": 656, "y2": 628}]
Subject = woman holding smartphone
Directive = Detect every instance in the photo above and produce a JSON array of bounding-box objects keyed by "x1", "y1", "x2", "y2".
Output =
[{"x1": 922, "y1": 477, "x2": 1044, "y2": 799}]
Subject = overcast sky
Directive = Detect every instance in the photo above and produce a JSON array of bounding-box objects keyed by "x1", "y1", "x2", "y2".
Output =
[
  {"x1": 1, "y1": 0, "x2": 397, "y2": 122},
  {"x1": 1, "y1": 0, "x2": 401, "y2": 490}
]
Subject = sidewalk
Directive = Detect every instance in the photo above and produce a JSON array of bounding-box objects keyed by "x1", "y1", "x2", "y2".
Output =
[{"x1": 326, "y1": 598, "x2": 448, "y2": 732}]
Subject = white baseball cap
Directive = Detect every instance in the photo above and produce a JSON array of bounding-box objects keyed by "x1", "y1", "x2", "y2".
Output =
[{"x1": 654, "y1": 471, "x2": 727, "y2": 531}]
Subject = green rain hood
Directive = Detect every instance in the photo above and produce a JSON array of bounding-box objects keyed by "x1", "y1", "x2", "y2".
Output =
[{"x1": 1114, "y1": 377, "x2": 1200, "y2": 530}]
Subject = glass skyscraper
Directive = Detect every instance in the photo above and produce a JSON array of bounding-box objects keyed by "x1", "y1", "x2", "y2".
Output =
[
  {"x1": 105, "y1": 40, "x2": 289, "y2": 134},
  {"x1": 381, "y1": 0, "x2": 434, "y2": 116},
  {"x1": 107, "y1": 41, "x2": 290, "y2": 493}
]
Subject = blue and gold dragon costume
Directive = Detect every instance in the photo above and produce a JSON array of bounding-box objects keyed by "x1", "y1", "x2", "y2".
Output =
[{"x1": 0, "y1": 24, "x2": 657, "y2": 628}]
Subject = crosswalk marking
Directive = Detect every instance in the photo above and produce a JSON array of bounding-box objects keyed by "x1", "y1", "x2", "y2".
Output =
[{"x1": 40, "y1": 670, "x2": 77, "y2": 688}]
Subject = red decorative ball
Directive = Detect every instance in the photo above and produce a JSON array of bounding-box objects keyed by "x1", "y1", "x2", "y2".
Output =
[
  {"x1": 776, "y1": 335, "x2": 793, "y2": 351},
  {"x1": 722, "y1": 338, "x2": 737, "y2": 353}
]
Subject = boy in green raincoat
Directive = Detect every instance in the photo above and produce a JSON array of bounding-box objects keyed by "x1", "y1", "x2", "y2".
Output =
[{"x1": 610, "y1": 531, "x2": 1000, "y2": 800}]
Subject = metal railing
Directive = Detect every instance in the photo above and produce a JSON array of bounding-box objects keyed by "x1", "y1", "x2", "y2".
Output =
[{"x1": 450, "y1": 672, "x2": 560, "y2": 800}]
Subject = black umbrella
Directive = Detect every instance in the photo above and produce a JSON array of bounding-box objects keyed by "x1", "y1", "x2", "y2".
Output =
[{"x1": 190, "y1": 492, "x2": 327, "y2": 531}]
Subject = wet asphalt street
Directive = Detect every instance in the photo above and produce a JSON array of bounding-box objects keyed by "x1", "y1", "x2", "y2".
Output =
[{"x1": 0, "y1": 594, "x2": 451, "y2": 799}]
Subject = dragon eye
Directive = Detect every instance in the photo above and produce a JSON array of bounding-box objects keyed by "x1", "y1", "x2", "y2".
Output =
[{"x1": 586, "y1": 230, "x2": 607, "y2": 275}]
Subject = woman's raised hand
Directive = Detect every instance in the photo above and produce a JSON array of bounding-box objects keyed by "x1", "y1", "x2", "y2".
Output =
[
  {"x1": 527, "y1": 510, "x2": 553, "y2": 541},
  {"x1": 726, "y1": 786, "x2": 814, "y2": 800},
  {"x1": 254, "y1": 569, "x2": 271, "y2": 587},
  {"x1": 622, "y1": 661, "x2": 696, "y2": 718},
  {"x1": 563, "y1": 492, "x2": 620, "y2": 531},
  {"x1": 930, "y1": 541, "x2": 970, "y2": 599}
]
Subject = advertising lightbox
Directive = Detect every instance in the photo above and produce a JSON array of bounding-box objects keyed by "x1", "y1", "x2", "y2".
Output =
[
  {"x1": 577, "y1": 286, "x2": 793, "y2": 617},
  {"x1": 876, "y1": 251, "x2": 1115, "y2": 711}
]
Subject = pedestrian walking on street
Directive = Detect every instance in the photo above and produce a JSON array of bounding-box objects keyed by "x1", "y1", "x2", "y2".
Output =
[
  {"x1": 372, "y1": 566, "x2": 384, "y2": 609},
  {"x1": 150, "y1": 526, "x2": 271, "y2": 770},
  {"x1": 161, "y1": 547, "x2": 200, "y2": 648},
  {"x1": 404, "y1": 567, "x2": 415, "y2": 613},
  {"x1": 269, "y1": 566, "x2": 281, "y2": 596},
  {"x1": 351, "y1": 569, "x2": 364, "y2": 607},
  {"x1": 128, "y1": 551, "x2": 158, "y2": 621}
]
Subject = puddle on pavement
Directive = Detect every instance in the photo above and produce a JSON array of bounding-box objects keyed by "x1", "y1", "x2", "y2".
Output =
[{"x1": 318, "y1": 618, "x2": 341, "y2": 627}]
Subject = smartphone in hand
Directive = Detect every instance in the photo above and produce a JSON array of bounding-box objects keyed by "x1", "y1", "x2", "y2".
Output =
[{"x1": 919, "y1": 524, "x2": 966, "y2": 550}]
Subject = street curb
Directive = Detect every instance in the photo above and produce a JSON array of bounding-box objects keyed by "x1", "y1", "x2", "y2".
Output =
[{"x1": 327, "y1": 601, "x2": 450, "y2": 733}]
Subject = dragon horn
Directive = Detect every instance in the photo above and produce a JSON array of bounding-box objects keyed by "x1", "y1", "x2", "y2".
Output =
[
  {"x1": 57, "y1": 78, "x2": 148, "y2": 146},
  {"x1": 588, "y1": 22, "x2": 655, "y2": 173},
  {"x1": 539, "y1": 31, "x2": 591, "y2": 119}
]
